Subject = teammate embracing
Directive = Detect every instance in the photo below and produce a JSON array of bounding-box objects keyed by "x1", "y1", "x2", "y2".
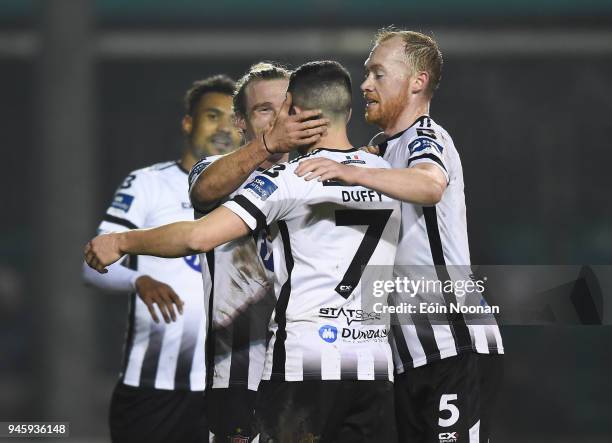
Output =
[
  {"x1": 82, "y1": 75, "x2": 241, "y2": 443},
  {"x1": 296, "y1": 29, "x2": 505, "y2": 442},
  {"x1": 85, "y1": 61, "x2": 402, "y2": 443}
]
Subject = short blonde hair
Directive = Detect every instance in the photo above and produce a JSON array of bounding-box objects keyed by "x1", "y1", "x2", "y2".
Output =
[
  {"x1": 233, "y1": 62, "x2": 291, "y2": 118},
  {"x1": 375, "y1": 27, "x2": 443, "y2": 97}
]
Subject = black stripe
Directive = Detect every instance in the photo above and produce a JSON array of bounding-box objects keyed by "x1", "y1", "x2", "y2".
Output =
[
  {"x1": 270, "y1": 221, "x2": 294, "y2": 381},
  {"x1": 423, "y1": 206, "x2": 474, "y2": 355},
  {"x1": 407, "y1": 153, "x2": 447, "y2": 172},
  {"x1": 205, "y1": 250, "x2": 216, "y2": 389},
  {"x1": 103, "y1": 214, "x2": 138, "y2": 230},
  {"x1": 120, "y1": 254, "x2": 138, "y2": 382},
  {"x1": 175, "y1": 160, "x2": 189, "y2": 175},
  {"x1": 390, "y1": 312, "x2": 413, "y2": 369},
  {"x1": 340, "y1": 351, "x2": 359, "y2": 380},
  {"x1": 139, "y1": 323, "x2": 165, "y2": 388},
  {"x1": 173, "y1": 330, "x2": 197, "y2": 390},
  {"x1": 384, "y1": 115, "x2": 430, "y2": 142},
  {"x1": 228, "y1": 309, "x2": 251, "y2": 386},
  {"x1": 378, "y1": 140, "x2": 388, "y2": 157},
  {"x1": 413, "y1": 312, "x2": 442, "y2": 364},
  {"x1": 233, "y1": 195, "x2": 267, "y2": 231}
]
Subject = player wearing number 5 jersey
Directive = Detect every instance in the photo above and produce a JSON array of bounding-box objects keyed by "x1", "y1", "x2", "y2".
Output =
[
  {"x1": 85, "y1": 61, "x2": 401, "y2": 443},
  {"x1": 82, "y1": 76, "x2": 241, "y2": 443}
]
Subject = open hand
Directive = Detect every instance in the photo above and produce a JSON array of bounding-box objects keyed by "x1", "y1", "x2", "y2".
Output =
[
  {"x1": 135, "y1": 275, "x2": 184, "y2": 324},
  {"x1": 295, "y1": 157, "x2": 362, "y2": 185},
  {"x1": 264, "y1": 92, "x2": 329, "y2": 154}
]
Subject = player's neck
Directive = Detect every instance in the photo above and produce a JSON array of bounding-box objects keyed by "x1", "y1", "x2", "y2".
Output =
[
  {"x1": 383, "y1": 100, "x2": 430, "y2": 137},
  {"x1": 304, "y1": 126, "x2": 353, "y2": 153},
  {"x1": 180, "y1": 150, "x2": 198, "y2": 171}
]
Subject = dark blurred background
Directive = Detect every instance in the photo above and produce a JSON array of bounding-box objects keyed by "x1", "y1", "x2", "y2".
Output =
[{"x1": 1, "y1": 0, "x2": 611, "y2": 441}]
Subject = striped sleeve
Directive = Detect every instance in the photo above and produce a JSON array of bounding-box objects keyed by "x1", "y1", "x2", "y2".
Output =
[
  {"x1": 405, "y1": 136, "x2": 449, "y2": 183},
  {"x1": 223, "y1": 163, "x2": 301, "y2": 231},
  {"x1": 98, "y1": 171, "x2": 153, "y2": 233}
]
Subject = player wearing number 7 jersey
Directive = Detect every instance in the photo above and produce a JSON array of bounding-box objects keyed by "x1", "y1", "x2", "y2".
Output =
[{"x1": 85, "y1": 61, "x2": 401, "y2": 442}]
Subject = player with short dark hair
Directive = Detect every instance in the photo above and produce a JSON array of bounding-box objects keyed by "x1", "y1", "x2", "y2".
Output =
[
  {"x1": 82, "y1": 75, "x2": 241, "y2": 443},
  {"x1": 85, "y1": 60, "x2": 401, "y2": 443},
  {"x1": 295, "y1": 29, "x2": 504, "y2": 443}
]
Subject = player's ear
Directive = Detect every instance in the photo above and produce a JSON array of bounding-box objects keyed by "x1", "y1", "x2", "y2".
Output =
[
  {"x1": 411, "y1": 71, "x2": 429, "y2": 95},
  {"x1": 182, "y1": 115, "x2": 193, "y2": 136}
]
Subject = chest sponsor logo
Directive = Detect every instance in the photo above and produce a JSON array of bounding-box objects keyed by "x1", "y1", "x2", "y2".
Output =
[
  {"x1": 244, "y1": 175, "x2": 278, "y2": 201},
  {"x1": 111, "y1": 193, "x2": 134, "y2": 212},
  {"x1": 341, "y1": 327, "x2": 389, "y2": 342},
  {"x1": 319, "y1": 325, "x2": 338, "y2": 343},
  {"x1": 319, "y1": 307, "x2": 381, "y2": 325},
  {"x1": 183, "y1": 254, "x2": 202, "y2": 272}
]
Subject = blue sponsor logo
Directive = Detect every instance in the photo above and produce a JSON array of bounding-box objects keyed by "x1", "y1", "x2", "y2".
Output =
[
  {"x1": 244, "y1": 176, "x2": 278, "y2": 201},
  {"x1": 319, "y1": 325, "x2": 338, "y2": 343},
  {"x1": 111, "y1": 193, "x2": 134, "y2": 212},
  {"x1": 408, "y1": 137, "x2": 444, "y2": 155},
  {"x1": 183, "y1": 254, "x2": 202, "y2": 272}
]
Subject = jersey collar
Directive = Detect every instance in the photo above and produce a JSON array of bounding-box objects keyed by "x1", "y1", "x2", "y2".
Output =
[{"x1": 384, "y1": 115, "x2": 431, "y2": 142}]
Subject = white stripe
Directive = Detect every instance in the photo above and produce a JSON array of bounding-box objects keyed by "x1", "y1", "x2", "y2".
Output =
[
  {"x1": 492, "y1": 326, "x2": 505, "y2": 353},
  {"x1": 123, "y1": 301, "x2": 151, "y2": 386},
  {"x1": 471, "y1": 325, "x2": 490, "y2": 354},
  {"x1": 190, "y1": 309, "x2": 207, "y2": 390},
  {"x1": 469, "y1": 419, "x2": 481, "y2": 443},
  {"x1": 432, "y1": 324, "x2": 459, "y2": 359}
]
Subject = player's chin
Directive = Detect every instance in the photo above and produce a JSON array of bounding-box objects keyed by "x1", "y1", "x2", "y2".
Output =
[{"x1": 364, "y1": 110, "x2": 383, "y2": 126}]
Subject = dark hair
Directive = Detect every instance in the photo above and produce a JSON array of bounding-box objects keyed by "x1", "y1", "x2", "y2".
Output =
[
  {"x1": 287, "y1": 60, "x2": 352, "y2": 121},
  {"x1": 184, "y1": 75, "x2": 236, "y2": 116},
  {"x1": 233, "y1": 62, "x2": 291, "y2": 118}
]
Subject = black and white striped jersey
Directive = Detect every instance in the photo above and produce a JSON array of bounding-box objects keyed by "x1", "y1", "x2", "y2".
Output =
[
  {"x1": 223, "y1": 148, "x2": 401, "y2": 382},
  {"x1": 188, "y1": 156, "x2": 276, "y2": 391},
  {"x1": 378, "y1": 116, "x2": 504, "y2": 373},
  {"x1": 99, "y1": 161, "x2": 207, "y2": 391}
]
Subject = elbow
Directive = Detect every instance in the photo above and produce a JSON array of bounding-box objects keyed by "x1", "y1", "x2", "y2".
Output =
[
  {"x1": 420, "y1": 180, "x2": 445, "y2": 205},
  {"x1": 186, "y1": 230, "x2": 211, "y2": 255}
]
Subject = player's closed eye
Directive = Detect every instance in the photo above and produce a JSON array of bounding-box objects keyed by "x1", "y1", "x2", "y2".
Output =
[{"x1": 206, "y1": 112, "x2": 219, "y2": 121}]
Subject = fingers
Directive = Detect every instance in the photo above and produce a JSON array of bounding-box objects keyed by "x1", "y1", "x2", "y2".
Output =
[
  {"x1": 150, "y1": 295, "x2": 172, "y2": 324},
  {"x1": 279, "y1": 91, "x2": 292, "y2": 116},
  {"x1": 292, "y1": 108, "x2": 324, "y2": 122},
  {"x1": 167, "y1": 288, "x2": 185, "y2": 315},
  {"x1": 145, "y1": 301, "x2": 160, "y2": 324},
  {"x1": 361, "y1": 145, "x2": 380, "y2": 155},
  {"x1": 296, "y1": 125, "x2": 328, "y2": 140},
  {"x1": 296, "y1": 117, "x2": 330, "y2": 131},
  {"x1": 295, "y1": 158, "x2": 330, "y2": 177}
]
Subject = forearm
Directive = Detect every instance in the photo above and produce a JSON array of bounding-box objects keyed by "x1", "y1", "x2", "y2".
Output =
[
  {"x1": 118, "y1": 221, "x2": 203, "y2": 258},
  {"x1": 355, "y1": 167, "x2": 445, "y2": 205},
  {"x1": 191, "y1": 137, "x2": 269, "y2": 208},
  {"x1": 82, "y1": 260, "x2": 142, "y2": 292}
]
